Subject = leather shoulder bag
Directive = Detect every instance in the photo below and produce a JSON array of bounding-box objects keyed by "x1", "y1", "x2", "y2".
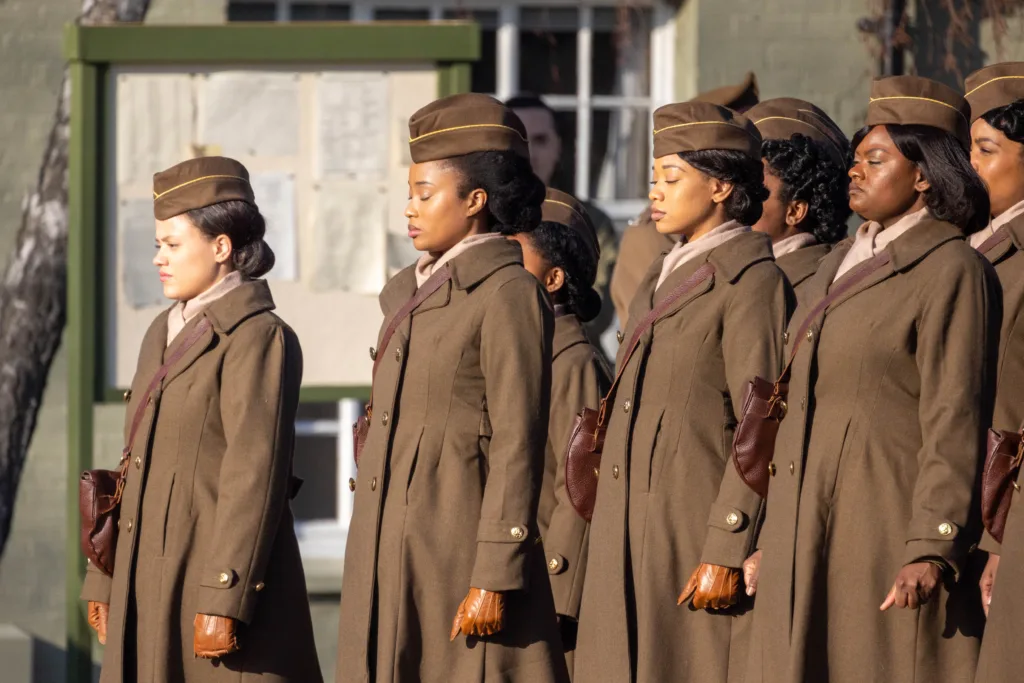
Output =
[
  {"x1": 982, "y1": 421, "x2": 1024, "y2": 544},
  {"x1": 732, "y1": 251, "x2": 892, "y2": 497},
  {"x1": 565, "y1": 263, "x2": 715, "y2": 522},
  {"x1": 79, "y1": 318, "x2": 212, "y2": 577}
]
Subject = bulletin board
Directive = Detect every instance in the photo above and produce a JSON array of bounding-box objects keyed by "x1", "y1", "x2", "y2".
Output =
[{"x1": 64, "y1": 22, "x2": 478, "y2": 683}]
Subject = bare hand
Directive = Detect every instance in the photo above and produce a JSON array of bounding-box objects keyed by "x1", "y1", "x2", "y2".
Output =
[
  {"x1": 193, "y1": 614, "x2": 240, "y2": 659},
  {"x1": 678, "y1": 563, "x2": 741, "y2": 610},
  {"x1": 87, "y1": 601, "x2": 108, "y2": 645},
  {"x1": 880, "y1": 562, "x2": 942, "y2": 611},
  {"x1": 450, "y1": 588, "x2": 505, "y2": 640},
  {"x1": 980, "y1": 553, "x2": 1000, "y2": 617},
  {"x1": 743, "y1": 550, "x2": 763, "y2": 597}
]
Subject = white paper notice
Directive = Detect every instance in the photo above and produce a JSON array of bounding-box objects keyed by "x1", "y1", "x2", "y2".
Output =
[
  {"x1": 311, "y1": 185, "x2": 387, "y2": 295},
  {"x1": 200, "y1": 72, "x2": 300, "y2": 158},
  {"x1": 317, "y1": 73, "x2": 389, "y2": 180},
  {"x1": 116, "y1": 73, "x2": 194, "y2": 186},
  {"x1": 250, "y1": 172, "x2": 298, "y2": 281},
  {"x1": 120, "y1": 199, "x2": 166, "y2": 309}
]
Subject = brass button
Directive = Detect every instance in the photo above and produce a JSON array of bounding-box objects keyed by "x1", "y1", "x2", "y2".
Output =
[
  {"x1": 511, "y1": 526, "x2": 526, "y2": 540},
  {"x1": 126, "y1": 519, "x2": 134, "y2": 533},
  {"x1": 800, "y1": 397, "x2": 806, "y2": 411},
  {"x1": 395, "y1": 347, "x2": 402, "y2": 362},
  {"x1": 369, "y1": 347, "x2": 377, "y2": 360},
  {"x1": 805, "y1": 329, "x2": 814, "y2": 342},
  {"x1": 370, "y1": 477, "x2": 378, "y2": 491},
  {"x1": 789, "y1": 462, "x2": 795, "y2": 475},
  {"x1": 548, "y1": 558, "x2": 558, "y2": 571},
  {"x1": 134, "y1": 456, "x2": 141, "y2": 469},
  {"x1": 381, "y1": 411, "x2": 389, "y2": 426},
  {"x1": 783, "y1": 331, "x2": 789, "y2": 344},
  {"x1": 769, "y1": 463, "x2": 777, "y2": 476},
  {"x1": 616, "y1": 331, "x2": 624, "y2": 344},
  {"x1": 218, "y1": 572, "x2": 231, "y2": 585},
  {"x1": 623, "y1": 400, "x2": 631, "y2": 413},
  {"x1": 612, "y1": 465, "x2": 620, "y2": 479},
  {"x1": 1014, "y1": 481, "x2": 1022, "y2": 493},
  {"x1": 726, "y1": 512, "x2": 740, "y2": 526},
  {"x1": 938, "y1": 522, "x2": 953, "y2": 536},
  {"x1": 123, "y1": 390, "x2": 132, "y2": 402},
  {"x1": 254, "y1": 582, "x2": 265, "y2": 592},
  {"x1": 348, "y1": 478, "x2": 356, "y2": 492}
]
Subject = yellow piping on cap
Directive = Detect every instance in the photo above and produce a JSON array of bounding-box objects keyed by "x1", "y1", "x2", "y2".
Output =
[
  {"x1": 868, "y1": 95, "x2": 968, "y2": 123},
  {"x1": 965, "y1": 75, "x2": 1024, "y2": 98},
  {"x1": 153, "y1": 174, "x2": 249, "y2": 200},
  {"x1": 653, "y1": 120, "x2": 756, "y2": 138},
  {"x1": 752, "y1": 115, "x2": 846, "y2": 159},
  {"x1": 543, "y1": 199, "x2": 599, "y2": 257},
  {"x1": 409, "y1": 123, "x2": 528, "y2": 144}
]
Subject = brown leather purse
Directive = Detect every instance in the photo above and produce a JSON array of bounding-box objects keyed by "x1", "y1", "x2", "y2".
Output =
[
  {"x1": 79, "y1": 318, "x2": 212, "y2": 576},
  {"x1": 354, "y1": 266, "x2": 453, "y2": 468},
  {"x1": 982, "y1": 423, "x2": 1024, "y2": 544},
  {"x1": 732, "y1": 251, "x2": 893, "y2": 497},
  {"x1": 565, "y1": 263, "x2": 716, "y2": 521}
]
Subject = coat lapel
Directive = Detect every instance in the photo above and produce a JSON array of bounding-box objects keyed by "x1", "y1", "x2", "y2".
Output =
[
  {"x1": 778, "y1": 243, "x2": 833, "y2": 289},
  {"x1": 982, "y1": 213, "x2": 1024, "y2": 265},
  {"x1": 553, "y1": 313, "x2": 590, "y2": 360}
]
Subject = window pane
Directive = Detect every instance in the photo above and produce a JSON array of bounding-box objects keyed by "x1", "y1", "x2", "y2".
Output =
[
  {"x1": 374, "y1": 8, "x2": 430, "y2": 21},
  {"x1": 520, "y1": 7, "x2": 579, "y2": 95},
  {"x1": 444, "y1": 10, "x2": 498, "y2": 94},
  {"x1": 593, "y1": 7, "x2": 652, "y2": 97},
  {"x1": 291, "y1": 3, "x2": 351, "y2": 21},
  {"x1": 292, "y1": 402, "x2": 339, "y2": 522},
  {"x1": 227, "y1": 1, "x2": 277, "y2": 22},
  {"x1": 591, "y1": 106, "x2": 650, "y2": 201}
]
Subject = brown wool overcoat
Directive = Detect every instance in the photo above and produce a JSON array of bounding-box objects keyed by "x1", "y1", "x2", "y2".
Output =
[
  {"x1": 336, "y1": 239, "x2": 569, "y2": 683},
  {"x1": 775, "y1": 242, "x2": 833, "y2": 305},
  {"x1": 80, "y1": 280, "x2": 322, "y2": 683},
  {"x1": 575, "y1": 231, "x2": 789, "y2": 683},
  {"x1": 974, "y1": 213, "x2": 1024, "y2": 683},
  {"x1": 747, "y1": 218, "x2": 998, "y2": 683},
  {"x1": 608, "y1": 209, "x2": 676, "y2": 325}
]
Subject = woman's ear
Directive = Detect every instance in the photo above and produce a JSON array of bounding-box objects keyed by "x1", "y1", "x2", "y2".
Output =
[
  {"x1": 786, "y1": 199, "x2": 810, "y2": 227},
  {"x1": 465, "y1": 187, "x2": 488, "y2": 218},
  {"x1": 913, "y1": 167, "x2": 931, "y2": 194},
  {"x1": 212, "y1": 234, "x2": 233, "y2": 264},
  {"x1": 544, "y1": 266, "x2": 565, "y2": 295},
  {"x1": 710, "y1": 177, "x2": 736, "y2": 205}
]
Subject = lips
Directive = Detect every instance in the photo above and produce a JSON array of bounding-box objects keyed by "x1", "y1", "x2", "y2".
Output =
[
  {"x1": 407, "y1": 225, "x2": 422, "y2": 238},
  {"x1": 159, "y1": 272, "x2": 171, "y2": 282},
  {"x1": 650, "y1": 209, "x2": 667, "y2": 221}
]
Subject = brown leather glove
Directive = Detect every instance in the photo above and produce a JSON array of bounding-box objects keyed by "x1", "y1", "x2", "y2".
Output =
[
  {"x1": 880, "y1": 561, "x2": 944, "y2": 611},
  {"x1": 450, "y1": 588, "x2": 505, "y2": 640},
  {"x1": 193, "y1": 613, "x2": 240, "y2": 659},
  {"x1": 678, "y1": 563, "x2": 741, "y2": 610},
  {"x1": 87, "y1": 601, "x2": 108, "y2": 645}
]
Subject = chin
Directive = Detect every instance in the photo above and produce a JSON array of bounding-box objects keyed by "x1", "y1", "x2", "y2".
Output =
[
  {"x1": 654, "y1": 222, "x2": 683, "y2": 236},
  {"x1": 162, "y1": 283, "x2": 178, "y2": 301}
]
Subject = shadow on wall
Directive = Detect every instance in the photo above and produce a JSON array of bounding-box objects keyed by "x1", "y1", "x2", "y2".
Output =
[{"x1": 911, "y1": 0, "x2": 986, "y2": 87}]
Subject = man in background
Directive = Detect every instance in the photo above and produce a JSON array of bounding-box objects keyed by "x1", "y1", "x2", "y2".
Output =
[{"x1": 609, "y1": 72, "x2": 760, "y2": 324}]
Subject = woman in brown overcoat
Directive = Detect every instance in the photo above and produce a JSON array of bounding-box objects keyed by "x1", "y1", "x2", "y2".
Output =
[
  {"x1": 509, "y1": 188, "x2": 611, "y2": 678},
  {"x1": 574, "y1": 102, "x2": 788, "y2": 683},
  {"x1": 747, "y1": 76, "x2": 997, "y2": 683},
  {"x1": 964, "y1": 63, "x2": 1024, "y2": 683},
  {"x1": 335, "y1": 94, "x2": 568, "y2": 683},
  {"x1": 80, "y1": 157, "x2": 322, "y2": 683}
]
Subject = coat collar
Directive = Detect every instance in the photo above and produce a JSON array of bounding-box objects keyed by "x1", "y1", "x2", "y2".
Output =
[
  {"x1": 705, "y1": 230, "x2": 776, "y2": 283},
  {"x1": 776, "y1": 242, "x2": 833, "y2": 288},
  {"x1": 980, "y1": 212, "x2": 1024, "y2": 265},
  {"x1": 553, "y1": 312, "x2": 590, "y2": 359}
]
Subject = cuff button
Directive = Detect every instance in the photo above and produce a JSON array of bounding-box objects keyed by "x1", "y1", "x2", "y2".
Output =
[
  {"x1": 218, "y1": 572, "x2": 231, "y2": 585},
  {"x1": 938, "y1": 522, "x2": 953, "y2": 536},
  {"x1": 511, "y1": 526, "x2": 526, "y2": 540},
  {"x1": 726, "y1": 512, "x2": 740, "y2": 526}
]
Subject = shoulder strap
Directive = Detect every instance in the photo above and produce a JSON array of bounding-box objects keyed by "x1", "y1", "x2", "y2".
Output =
[
  {"x1": 367, "y1": 265, "x2": 453, "y2": 412},
  {"x1": 598, "y1": 263, "x2": 715, "y2": 426},
  {"x1": 977, "y1": 227, "x2": 1012, "y2": 256},
  {"x1": 123, "y1": 317, "x2": 213, "y2": 459},
  {"x1": 775, "y1": 250, "x2": 892, "y2": 387}
]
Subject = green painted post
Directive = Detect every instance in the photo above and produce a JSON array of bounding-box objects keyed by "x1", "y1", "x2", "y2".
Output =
[
  {"x1": 66, "y1": 59, "x2": 100, "y2": 683},
  {"x1": 437, "y1": 61, "x2": 473, "y2": 97}
]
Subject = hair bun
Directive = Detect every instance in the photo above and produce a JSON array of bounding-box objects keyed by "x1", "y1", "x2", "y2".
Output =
[
  {"x1": 576, "y1": 287, "x2": 603, "y2": 323},
  {"x1": 233, "y1": 238, "x2": 276, "y2": 279}
]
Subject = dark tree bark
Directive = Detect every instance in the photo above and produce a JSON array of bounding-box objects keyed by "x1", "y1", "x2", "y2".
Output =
[{"x1": 0, "y1": 0, "x2": 151, "y2": 559}]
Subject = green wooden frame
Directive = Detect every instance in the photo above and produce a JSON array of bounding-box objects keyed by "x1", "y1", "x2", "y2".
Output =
[{"x1": 65, "y1": 22, "x2": 477, "y2": 683}]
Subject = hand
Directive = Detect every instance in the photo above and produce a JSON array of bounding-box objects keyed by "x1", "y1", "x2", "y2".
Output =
[
  {"x1": 193, "y1": 614, "x2": 240, "y2": 659},
  {"x1": 743, "y1": 550, "x2": 763, "y2": 597},
  {"x1": 880, "y1": 562, "x2": 943, "y2": 611},
  {"x1": 980, "y1": 553, "x2": 1000, "y2": 617},
  {"x1": 678, "y1": 563, "x2": 741, "y2": 610},
  {"x1": 450, "y1": 588, "x2": 505, "y2": 640},
  {"x1": 87, "y1": 601, "x2": 108, "y2": 645}
]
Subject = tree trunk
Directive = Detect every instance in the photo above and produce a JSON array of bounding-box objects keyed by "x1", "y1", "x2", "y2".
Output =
[{"x1": 0, "y1": 0, "x2": 151, "y2": 559}]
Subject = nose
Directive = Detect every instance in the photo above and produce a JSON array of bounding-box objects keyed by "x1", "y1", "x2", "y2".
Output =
[
  {"x1": 848, "y1": 163, "x2": 861, "y2": 181},
  {"x1": 648, "y1": 185, "x2": 662, "y2": 203},
  {"x1": 970, "y1": 151, "x2": 980, "y2": 173},
  {"x1": 404, "y1": 200, "x2": 416, "y2": 218}
]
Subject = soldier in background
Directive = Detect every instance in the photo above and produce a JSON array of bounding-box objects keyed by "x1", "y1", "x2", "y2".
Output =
[{"x1": 609, "y1": 73, "x2": 760, "y2": 324}]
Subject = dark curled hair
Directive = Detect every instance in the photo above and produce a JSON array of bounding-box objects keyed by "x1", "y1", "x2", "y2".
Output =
[
  {"x1": 852, "y1": 124, "x2": 990, "y2": 234},
  {"x1": 982, "y1": 99, "x2": 1024, "y2": 145},
  {"x1": 447, "y1": 150, "x2": 546, "y2": 235},
  {"x1": 677, "y1": 149, "x2": 769, "y2": 225},
  {"x1": 528, "y1": 221, "x2": 602, "y2": 322},
  {"x1": 762, "y1": 134, "x2": 852, "y2": 244},
  {"x1": 187, "y1": 200, "x2": 276, "y2": 278}
]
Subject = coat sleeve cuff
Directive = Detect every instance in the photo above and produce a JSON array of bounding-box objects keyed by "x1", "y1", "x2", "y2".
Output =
[
  {"x1": 469, "y1": 519, "x2": 531, "y2": 592},
  {"x1": 544, "y1": 515, "x2": 590, "y2": 619},
  {"x1": 700, "y1": 502, "x2": 757, "y2": 569},
  {"x1": 904, "y1": 517, "x2": 963, "y2": 577},
  {"x1": 195, "y1": 568, "x2": 259, "y2": 624},
  {"x1": 80, "y1": 563, "x2": 112, "y2": 604},
  {"x1": 979, "y1": 531, "x2": 1001, "y2": 556}
]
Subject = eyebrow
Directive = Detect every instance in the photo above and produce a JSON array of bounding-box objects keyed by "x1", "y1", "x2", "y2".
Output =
[
  {"x1": 974, "y1": 136, "x2": 1000, "y2": 145},
  {"x1": 653, "y1": 164, "x2": 684, "y2": 171},
  {"x1": 413, "y1": 180, "x2": 434, "y2": 187}
]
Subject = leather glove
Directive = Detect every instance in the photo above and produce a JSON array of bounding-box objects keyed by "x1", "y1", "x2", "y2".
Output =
[
  {"x1": 193, "y1": 614, "x2": 240, "y2": 659},
  {"x1": 880, "y1": 561, "x2": 943, "y2": 611},
  {"x1": 450, "y1": 588, "x2": 505, "y2": 640},
  {"x1": 980, "y1": 553, "x2": 1000, "y2": 617},
  {"x1": 87, "y1": 601, "x2": 109, "y2": 645},
  {"x1": 678, "y1": 563, "x2": 741, "y2": 610}
]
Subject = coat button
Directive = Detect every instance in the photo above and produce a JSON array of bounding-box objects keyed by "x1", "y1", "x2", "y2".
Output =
[
  {"x1": 623, "y1": 400, "x2": 631, "y2": 413},
  {"x1": 789, "y1": 462, "x2": 795, "y2": 475},
  {"x1": 369, "y1": 347, "x2": 377, "y2": 361},
  {"x1": 348, "y1": 478, "x2": 356, "y2": 492},
  {"x1": 134, "y1": 456, "x2": 141, "y2": 469},
  {"x1": 612, "y1": 465, "x2": 620, "y2": 479},
  {"x1": 123, "y1": 390, "x2": 132, "y2": 402},
  {"x1": 801, "y1": 397, "x2": 806, "y2": 411},
  {"x1": 370, "y1": 477, "x2": 378, "y2": 491},
  {"x1": 126, "y1": 519, "x2": 134, "y2": 533},
  {"x1": 381, "y1": 412, "x2": 389, "y2": 426},
  {"x1": 548, "y1": 558, "x2": 559, "y2": 571},
  {"x1": 511, "y1": 526, "x2": 526, "y2": 540},
  {"x1": 805, "y1": 329, "x2": 814, "y2": 342},
  {"x1": 254, "y1": 582, "x2": 265, "y2": 592},
  {"x1": 938, "y1": 522, "x2": 953, "y2": 536},
  {"x1": 616, "y1": 331, "x2": 624, "y2": 344},
  {"x1": 726, "y1": 512, "x2": 739, "y2": 526},
  {"x1": 218, "y1": 572, "x2": 231, "y2": 585},
  {"x1": 395, "y1": 347, "x2": 402, "y2": 362},
  {"x1": 783, "y1": 332, "x2": 789, "y2": 344},
  {"x1": 769, "y1": 463, "x2": 777, "y2": 476}
]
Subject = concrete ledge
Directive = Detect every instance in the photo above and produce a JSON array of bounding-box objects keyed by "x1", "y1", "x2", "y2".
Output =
[{"x1": 0, "y1": 623, "x2": 33, "y2": 683}]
